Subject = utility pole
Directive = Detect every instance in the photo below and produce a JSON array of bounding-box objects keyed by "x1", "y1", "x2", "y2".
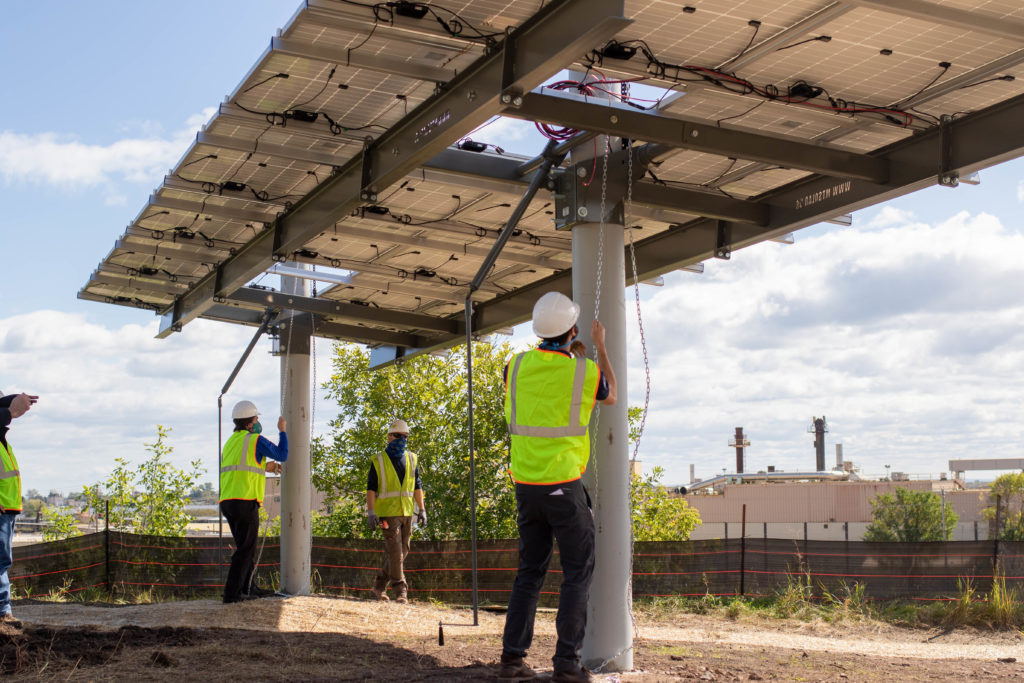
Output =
[
  {"x1": 279, "y1": 264, "x2": 312, "y2": 595},
  {"x1": 568, "y1": 75, "x2": 632, "y2": 673}
]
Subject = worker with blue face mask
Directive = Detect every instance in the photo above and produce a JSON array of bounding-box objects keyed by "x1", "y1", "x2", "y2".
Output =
[
  {"x1": 219, "y1": 400, "x2": 288, "y2": 604},
  {"x1": 366, "y1": 419, "x2": 426, "y2": 604}
]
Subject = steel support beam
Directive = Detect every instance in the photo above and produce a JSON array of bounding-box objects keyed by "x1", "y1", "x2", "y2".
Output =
[
  {"x1": 311, "y1": 318, "x2": 428, "y2": 347},
  {"x1": 227, "y1": 286, "x2": 460, "y2": 334},
  {"x1": 630, "y1": 182, "x2": 769, "y2": 225},
  {"x1": 508, "y1": 92, "x2": 889, "y2": 183},
  {"x1": 158, "y1": 0, "x2": 629, "y2": 337}
]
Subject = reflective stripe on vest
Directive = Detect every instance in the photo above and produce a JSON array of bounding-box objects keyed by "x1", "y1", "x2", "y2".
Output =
[
  {"x1": 504, "y1": 349, "x2": 601, "y2": 485},
  {"x1": 219, "y1": 431, "x2": 265, "y2": 504},
  {"x1": 0, "y1": 440, "x2": 22, "y2": 511},
  {"x1": 373, "y1": 450, "x2": 417, "y2": 517}
]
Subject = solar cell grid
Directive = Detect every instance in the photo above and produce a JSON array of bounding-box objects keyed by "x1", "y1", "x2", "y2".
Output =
[{"x1": 79, "y1": 0, "x2": 1024, "y2": 352}]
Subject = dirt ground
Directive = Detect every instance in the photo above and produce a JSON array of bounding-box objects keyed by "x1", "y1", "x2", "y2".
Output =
[{"x1": 2, "y1": 596, "x2": 1022, "y2": 681}]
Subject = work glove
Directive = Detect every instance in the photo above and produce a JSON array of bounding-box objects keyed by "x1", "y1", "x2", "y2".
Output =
[
  {"x1": 368, "y1": 512, "x2": 379, "y2": 531},
  {"x1": 416, "y1": 509, "x2": 428, "y2": 527}
]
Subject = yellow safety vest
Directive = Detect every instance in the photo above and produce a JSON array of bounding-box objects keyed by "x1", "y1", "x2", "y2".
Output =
[
  {"x1": 504, "y1": 349, "x2": 601, "y2": 485},
  {"x1": 372, "y1": 450, "x2": 418, "y2": 517},
  {"x1": 0, "y1": 440, "x2": 21, "y2": 512},
  {"x1": 219, "y1": 430, "x2": 265, "y2": 505}
]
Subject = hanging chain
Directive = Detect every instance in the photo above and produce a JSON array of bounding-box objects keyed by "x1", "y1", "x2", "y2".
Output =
[
  {"x1": 626, "y1": 142, "x2": 651, "y2": 464},
  {"x1": 589, "y1": 138, "x2": 612, "y2": 504},
  {"x1": 310, "y1": 268, "x2": 317, "y2": 442}
]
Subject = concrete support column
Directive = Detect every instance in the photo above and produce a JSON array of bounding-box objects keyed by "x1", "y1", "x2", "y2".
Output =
[
  {"x1": 280, "y1": 266, "x2": 312, "y2": 595},
  {"x1": 574, "y1": 217, "x2": 632, "y2": 672}
]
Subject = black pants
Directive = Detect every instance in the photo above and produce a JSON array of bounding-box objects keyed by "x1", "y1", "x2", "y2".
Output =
[
  {"x1": 220, "y1": 499, "x2": 259, "y2": 600},
  {"x1": 502, "y1": 479, "x2": 595, "y2": 672}
]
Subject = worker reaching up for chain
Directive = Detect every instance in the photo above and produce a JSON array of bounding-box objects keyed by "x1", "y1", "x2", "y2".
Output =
[
  {"x1": 219, "y1": 400, "x2": 288, "y2": 604},
  {"x1": 499, "y1": 291, "x2": 617, "y2": 683},
  {"x1": 367, "y1": 419, "x2": 426, "y2": 604}
]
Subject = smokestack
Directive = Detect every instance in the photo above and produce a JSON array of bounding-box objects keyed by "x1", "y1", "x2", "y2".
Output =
[
  {"x1": 729, "y1": 427, "x2": 750, "y2": 474},
  {"x1": 689, "y1": 464, "x2": 695, "y2": 484},
  {"x1": 809, "y1": 416, "x2": 828, "y2": 471},
  {"x1": 835, "y1": 443, "x2": 843, "y2": 469}
]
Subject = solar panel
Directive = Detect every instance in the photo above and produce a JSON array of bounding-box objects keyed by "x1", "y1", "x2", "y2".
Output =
[{"x1": 80, "y1": 0, "x2": 1024, "y2": 359}]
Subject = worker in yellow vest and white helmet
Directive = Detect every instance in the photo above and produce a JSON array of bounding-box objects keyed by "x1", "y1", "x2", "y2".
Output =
[
  {"x1": 219, "y1": 400, "x2": 287, "y2": 604},
  {"x1": 0, "y1": 390, "x2": 37, "y2": 630},
  {"x1": 366, "y1": 418, "x2": 426, "y2": 604},
  {"x1": 499, "y1": 292, "x2": 617, "y2": 683}
]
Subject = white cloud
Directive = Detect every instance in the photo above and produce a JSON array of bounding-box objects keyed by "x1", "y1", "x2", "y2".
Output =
[
  {"x1": 864, "y1": 205, "x2": 917, "y2": 229},
  {"x1": 0, "y1": 107, "x2": 215, "y2": 190},
  {"x1": 0, "y1": 310, "x2": 337, "y2": 493},
  {"x1": 624, "y1": 212, "x2": 1024, "y2": 485}
]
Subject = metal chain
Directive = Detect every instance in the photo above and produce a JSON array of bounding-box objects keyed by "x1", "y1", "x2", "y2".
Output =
[
  {"x1": 624, "y1": 139, "x2": 645, "y2": 647},
  {"x1": 589, "y1": 138, "x2": 611, "y2": 504},
  {"x1": 311, "y1": 269, "x2": 317, "y2": 442}
]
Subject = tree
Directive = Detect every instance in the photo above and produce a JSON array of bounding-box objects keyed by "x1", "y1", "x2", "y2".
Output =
[
  {"x1": 863, "y1": 487, "x2": 957, "y2": 542},
  {"x1": 313, "y1": 341, "x2": 517, "y2": 541},
  {"x1": 630, "y1": 465, "x2": 701, "y2": 541},
  {"x1": 188, "y1": 482, "x2": 218, "y2": 504},
  {"x1": 42, "y1": 506, "x2": 82, "y2": 542},
  {"x1": 82, "y1": 426, "x2": 204, "y2": 536},
  {"x1": 983, "y1": 473, "x2": 1024, "y2": 540},
  {"x1": 22, "y1": 496, "x2": 45, "y2": 518}
]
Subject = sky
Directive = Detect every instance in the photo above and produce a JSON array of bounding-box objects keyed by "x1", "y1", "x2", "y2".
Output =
[{"x1": 1, "y1": 2, "x2": 1023, "y2": 494}]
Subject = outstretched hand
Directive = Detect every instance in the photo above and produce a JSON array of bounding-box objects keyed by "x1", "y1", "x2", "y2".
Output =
[
  {"x1": 277, "y1": 416, "x2": 286, "y2": 432},
  {"x1": 10, "y1": 393, "x2": 38, "y2": 419}
]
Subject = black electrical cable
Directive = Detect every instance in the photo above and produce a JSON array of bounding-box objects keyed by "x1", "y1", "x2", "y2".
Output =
[
  {"x1": 241, "y1": 73, "x2": 290, "y2": 94},
  {"x1": 898, "y1": 61, "x2": 952, "y2": 106},
  {"x1": 775, "y1": 35, "x2": 831, "y2": 52},
  {"x1": 720, "y1": 20, "x2": 761, "y2": 69},
  {"x1": 716, "y1": 100, "x2": 764, "y2": 126}
]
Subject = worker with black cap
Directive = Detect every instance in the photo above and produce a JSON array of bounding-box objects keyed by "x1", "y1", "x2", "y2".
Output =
[
  {"x1": 367, "y1": 418, "x2": 426, "y2": 604},
  {"x1": 219, "y1": 400, "x2": 288, "y2": 604},
  {"x1": 499, "y1": 291, "x2": 617, "y2": 683}
]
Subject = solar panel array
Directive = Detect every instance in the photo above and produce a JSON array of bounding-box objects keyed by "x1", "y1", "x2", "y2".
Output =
[{"x1": 80, "y1": 0, "x2": 1024, "y2": 353}]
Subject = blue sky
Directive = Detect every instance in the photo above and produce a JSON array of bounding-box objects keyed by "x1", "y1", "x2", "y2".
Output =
[{"x1": 2, "y1": 2, "x2": 1023, "y2": 493}]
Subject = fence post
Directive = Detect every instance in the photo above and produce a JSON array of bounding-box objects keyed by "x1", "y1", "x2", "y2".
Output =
[
  {"x1": 104, "y1": 499, "x2": 111, "y2": 593},
  {"x1": 739, "y1": 504, "x2": 746, "y2": 597},
  {"x1": 993, "y1": 494, "x2": 1002, "y2": 572}
]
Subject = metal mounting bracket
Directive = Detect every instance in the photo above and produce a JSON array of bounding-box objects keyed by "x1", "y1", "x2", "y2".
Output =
[
  {"x1": 938, "y1": 114, "x2": 959, "y2": 187},
  {"x1": 715, "y1": 220, "x2": 732, "y2": 259}
]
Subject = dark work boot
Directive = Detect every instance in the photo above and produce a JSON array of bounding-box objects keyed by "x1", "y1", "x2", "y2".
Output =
[
  {"x1": 551, "y1": 666, "x2": 592, "y2": 683},
  {"x1": 498, "y1": 654, "x2": 537, "y2": 681}
]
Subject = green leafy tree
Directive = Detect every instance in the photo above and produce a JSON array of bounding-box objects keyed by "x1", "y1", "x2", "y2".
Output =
[
  {"x1": 313, "y1": 341, "x2": 517, "y2": 541},
  {"x1": 22, "y1": 497, "x2": 45, "y2": 518},
  {"x1": 983, "y1": 473, "x2": 1024, "y2": 540},
  {"x1": 83, "y1": 426, "x2": 204, "y2": 536},
  {"x1": 864, "y1": 487, "x2": 957, "y2": 542},
  {"x1": 42, "y1": 506, "x2": 82, "y2": 541},
  {"x1": 630, "y1": 465, "x2": 701, "y2": 541}
]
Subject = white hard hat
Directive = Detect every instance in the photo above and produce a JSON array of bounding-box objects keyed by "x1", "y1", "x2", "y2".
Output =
[
  {"x1": 388, "y1": 419, "x2": 410, "y2": 435},
  {"x1": 232, "y1": 400, "x2": 259, "y2": 420},
  {"x1": 532, "y1": 292, "x2": 579, "y2": 338}
]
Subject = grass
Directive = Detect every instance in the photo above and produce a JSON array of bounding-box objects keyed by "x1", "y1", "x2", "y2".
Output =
[
  {"x1": 634, "y1": 570, "x2": 1024, "y2": 631},
  {"x1": 15, "y1": 570, "x2": 1024, "y2": 632}
]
